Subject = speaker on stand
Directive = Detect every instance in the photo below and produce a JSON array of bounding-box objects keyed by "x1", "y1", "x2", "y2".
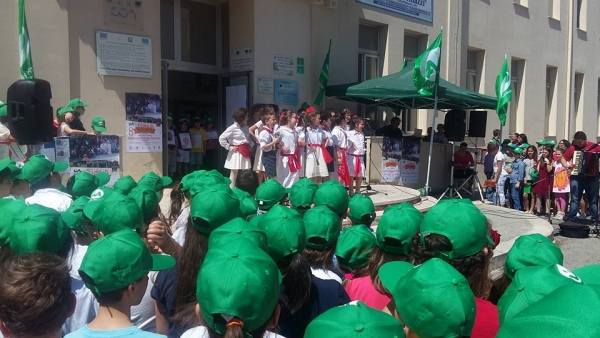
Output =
[
  {"x1": 7, "y1": 79, "x2": 55, "y2": 145},
  {"x1": 444, "y1": 109, "x2": 466, "y2": 142}
]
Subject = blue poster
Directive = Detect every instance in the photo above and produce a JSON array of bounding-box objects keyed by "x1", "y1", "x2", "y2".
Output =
[{"x1": 274, "y1": 79, "x2": 299, "y2": 105}]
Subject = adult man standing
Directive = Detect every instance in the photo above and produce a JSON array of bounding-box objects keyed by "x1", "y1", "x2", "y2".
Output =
[
  {"x1": 375, "y1": 117, "x2": 403, "y2": 139},
  {"x1": 561, "y1": 131, "x2": 600, "y2": 221}
]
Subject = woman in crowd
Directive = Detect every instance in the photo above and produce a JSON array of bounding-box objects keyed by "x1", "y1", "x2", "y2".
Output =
[
  {"x1": 523, "y1": 145, "x2": 538, "y2": 214},
  {"x1": 219, "y1": 108, "x2": 252, "y2": 188},
  {"x1": 533, "y1": 145, "x2": 554, "y2": 216}
]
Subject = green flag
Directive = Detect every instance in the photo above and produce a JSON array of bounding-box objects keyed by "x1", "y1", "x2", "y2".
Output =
[
  {"x1": 413, "y1": 30, "x2": 442, "y2": 96},
  {"x1": 495, "y1": 57, "x2": 512, "y2": 126},
  {"x1": 314, "y1": 39, "x2": 331, "y2": 106},
  {"x1": 400, "y1": 58, "x2": 407, "y2": 71},
  {"x1": 19, "y1": 0, "x2": 34, "y2": 79}
]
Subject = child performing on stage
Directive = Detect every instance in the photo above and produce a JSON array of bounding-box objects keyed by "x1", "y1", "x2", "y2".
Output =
[
  {"x1": 277, "y1": 110, "x2": 303, "y2": 188},
  {"x1": 332, "y1": 111, "x2": 351, "y2": 188},
  {"x1": 258, "y1": 108, "x2": 280, "y2": 180},
  {"x1": 305, "y1": 111, "x2": 333, "y2": 183},
  {"x1": 347, "y1": 116, "x2": 366, "y2": 196},
  {"x1": 218, "y1": 107, "x2": 252, "y2": 188}
]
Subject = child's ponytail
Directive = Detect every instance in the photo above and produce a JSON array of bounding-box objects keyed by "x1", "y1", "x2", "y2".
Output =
[
  {"x1": 223, "y1": 320, "x2": 245, "y2": 338},
  {"x1": 280, "y1": 253, "x2": 311, "y2": 314},
  {"x1": 168, "y1": 182, "x2": 185, "y2": 227}
]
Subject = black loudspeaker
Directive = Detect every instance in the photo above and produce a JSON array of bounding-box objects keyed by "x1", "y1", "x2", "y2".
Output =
[
  {"x1": 444, "y1": 109, "x2": 466, "y2": 142},
  {"x1": 7, "y1": 79, "x2": 54, "y2": 145},
  {"x1": 468, "y1": 111, "x2": 488, "y2": 138}
]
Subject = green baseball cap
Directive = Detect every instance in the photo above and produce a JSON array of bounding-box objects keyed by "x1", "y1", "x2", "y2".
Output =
[
  {"x1": 232, "y1": 187, "x2": 258, "y2": 221},
  {"x1": 303, "y1": 205, "x2": 341, "y2": 250},
  {"x1": 68, "y1": 98, "x2": 88, "y2": 109},
  {"x1": 420, "y1": 199, "x2": 491, "y2": 259},
  {"x1": 514, "y1": 147, "x2": 524, "y2": 155},
  {"x1": 57, "y1": 106, "x2": 76, "y2": 117},
  {"x1": 507, "y1": 143, "x2": 517, "y2": 149},
  {"x1": 137, "y1": 172, "x2": 173, "y2": 191},
  {"x1": 208, "y1": 217, "x2": 267, "y2": 252},
  {"x1": 573, "y1": 264, "x2": 600, "y2": 285},
  {"x1": 537, "y1": 139, "x2": 547, "y2": 145},
  {"x1": 197, "y1": 239, "x2": 281, "y2": 335},
  {"x1": 313, "y1": 180, "x2": 349, "y2": 216},
  {"x1": 113, "y1": 175, "x2": 137, "y2": 195},
  {"x1": 546, "y1": 140, "x2": 556, "y2": 146},
  {"x1": 376, "y1": 203, "x2": 422, "y2": 255},
  {"x1": 91, "y1": 117, "x2": 107, "y2": 132},
  {"x1": 498, "y1": 264, "x2": 583, "y2": 324},
  {"x1": 504, "y1": 233, "x2": 563, "y2": 280},
  {"x1": 18, "y1": 155, "x2": 68, "y2": 185},
  {"x1": 184, "y1": 170, "x2": 231, "y2": 194},
  {"x1": 347, "y1": 194, "x2": 376, "y2": 225},
  {"x1": 10, "y1": 204, "x2": 69, "y2": 255},
  {"x1": 0, "y1": 101, "x2": 6, "y2": 117},
  {"x1": 496, "y1": 284, "x2": 600, "y2": 338},
  {"x1": 248, "y1": 213, "x2": 265, "y2": 227},
  {"x1": 62, "y1": 196, "x2": 90, "y2": 234},
  {"x1": 335, "y1": 225, "x2": 376, "y2": 272},
  {"x1": 190, "y1": 187, "x2": 239, "y2": 235},
  {"x1": 304, "y1": 300, "x2": 405, "y2": 338},
  {"x1": 79, "y1": 229, "x2": 175, "y2": 294},
  {"x1": 520, "y1": 143, "x2": 530, "y2": 149},
  {"x1": 255, "y1": 179, "x2": 287, "y2": 211},
  {"x1": 257, "y1": 204, "x2": 306, "y2": 264},
  {"x1": 289, "y1": 178, "x2": 318, "y2": 210},
  {"x1": 83, "y1": 188, "x2": 143, "y2": 235},
  {"x1": 181, "y1": 171, "x2": 201, "y2": 192},
  {"x1": 0, "y1": 198, "x2": 27, "y2": 247},
  {"x1": 7, "y1": 161, "x2": 23, "y2": 182},
  {"x1": 128, "y1": 187, "x2": 161, "y2": 220},
  {"x1": 67, "y1": 171, "x2": 111, "y2": 198},
  {"x1": 380, "y1": 258, "x2": 476, "y2": 338}
]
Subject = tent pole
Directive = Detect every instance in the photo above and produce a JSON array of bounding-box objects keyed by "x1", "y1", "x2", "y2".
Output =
[{"x1": 424, "y1": 87, "x2": 439, "y2": 195}]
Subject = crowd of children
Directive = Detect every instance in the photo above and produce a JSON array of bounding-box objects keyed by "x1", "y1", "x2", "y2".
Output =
[
  {"x1": 2, "y1": 119, "x2": 600, "y2": 337},
  {"x1": 483, "y1": 129, "x2": 599, "y2": 222}
]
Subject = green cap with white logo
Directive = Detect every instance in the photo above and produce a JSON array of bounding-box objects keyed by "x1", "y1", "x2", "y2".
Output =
[{"x1": 91, "y1": 116, "x2": 107, "y2": 132}]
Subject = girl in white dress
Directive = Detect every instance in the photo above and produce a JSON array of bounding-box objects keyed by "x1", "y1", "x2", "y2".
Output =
[
  {"x1": 321, "y1": 111, "x2": 336, "y2": 181},
  {"x1": 347, "y1": 116, "x2": 366, "y2": 196},
  {"x1": 276, "y1": 110, "x2": 303, "y2": 188},
  {"x1": 219, "y1": 107, "x2": 251, "y2": 187},
  {"x1": 332, "y1": 111, "x2": 350, "y2": 188},
  {"x1": 304, "y1": 111, "x2": 332, "y2": 183},
  {"x1": 248, "y1": 105, "x2": 267, "y2": 183}
]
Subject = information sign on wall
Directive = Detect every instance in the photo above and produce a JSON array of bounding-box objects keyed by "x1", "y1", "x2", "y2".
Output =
[{"x1": 96, "y1": 31, "x2": 153, "y2": 78}]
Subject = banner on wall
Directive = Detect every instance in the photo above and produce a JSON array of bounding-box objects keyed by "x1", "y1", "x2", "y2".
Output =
[
  {"x1": 125, "y1": 93, "x2": 163, "y2": 153},
  {"x1": 68, "y1": 135, "x2": 121, "y2": 185},
  {"x1": 381, "y1": 138, "x2": 421, "y2": 185}
]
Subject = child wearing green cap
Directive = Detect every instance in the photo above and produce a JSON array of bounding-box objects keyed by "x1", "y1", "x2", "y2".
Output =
[
  {"x1": 66, "y1": 230, "x2": 174, "y2": 338},
  {"x1": 152, "y1": 187, "x2": 239, "y2": 337},
  {"x1": 345, "y1": 203, "x2": 421, "y2": 311},
  {"x1": 414, "y1": 199, "x2": 499, "y2": 337},
  {"x1": 57, "y1": 106, "x2": 92, "y2": 136},
  {"x1": 21, "y1": 155, "x2": 72, "y2": 212},
  {"x1": 91, "y1": 117, "x2": 107, "y2": 135},
  {"x1": 0, "y1": 253, "x2": 76, "y2": 338}
]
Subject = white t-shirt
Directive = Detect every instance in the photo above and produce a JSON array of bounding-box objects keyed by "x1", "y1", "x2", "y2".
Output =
[
  {"x1": 62, "y1": 277, "x2": 99, "y2": 336},
  {"x1": 180, "y1": 326, "x2": 285, "y2": 338},
  {"x1": 347, "y1": 130, "x2": 365, "y2": 156},
  {"x1": 26, "y1": 188, "x2": 73, "y2": 212},
  {"x1": 259, "y1": 127, "x2": 276, "y2": 152},
  {"x1": 332, "y1": 126, "x2": 348, "y2": 149},
  {"x1": 0, "y1": 122, "x2": 10, "y2": 140},
  {"x1": 493, "y1": 152, "x2": 508, "y2": 177},
  {"x1": 172, "y1": 206, "x2": 190, "y2": 233},
  {"x1": 219, "y1": 123, "x2": 249, "y2": 150},
  {"x1": 69, "y1": 244, "x2": 88, "y2": 280},
  {"x1": 278, "y1": 126, "x2": 298, "y2": 154},
  {"x1": 60, "y1": 122, "x2": 70, "y2": 137}
]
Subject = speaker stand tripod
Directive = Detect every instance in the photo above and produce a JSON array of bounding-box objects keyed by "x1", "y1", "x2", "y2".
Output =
[
  {"x1": 456, "y1": 139, "x2": 485, "y2": 202},
  {"x1": 440, "y1": 142, "x2": 463, "y2": 200}
]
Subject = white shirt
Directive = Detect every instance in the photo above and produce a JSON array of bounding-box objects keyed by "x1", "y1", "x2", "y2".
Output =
[
  {"x1": 347, "y1": 130, "x2": 365, "y2": 155},
  {"x1": 332, "y1": 126, "x2": 348, "y2": 149},
  {"x1": 219, "y1": 123, "x2": 250, "y2": 150},
  {"x1": 322, "y1": 127, "x2": 333, "y2": 146},
  {"x1": 493, "y1": 152, "x2": 508, "y2": 177},
  {"x1": 69, "y1": 244, "x2": 88, "y2": 280},
  {"x1": 180, "y1": 326, "x2": 285, "y2": 338},
  {"x1": 172, "y1": 206, "x2": 190, "y2": 232},
  {"x1": 253, "y1": 120, "x2": 264, "y2": 138},
  {"x1": 259, "y1": 127, "x2": 276, "y2": 152},
  {"x1": 311, "y1": 267, "x2": 343, "y2": 285},
  {"x1": 60, "y1": 122, "x2": 70, "y2": 137},
  {"x1": 62, "y1": 277, "x2": 98, "y2": 335},
  {"x1": 0, "y1": 122, "x2": 10, "y2": 140},
  {"x1": 278, "y1": 126, "x2": 298, "y2": 154},
  {"x1": 305, "y1": 126, "x2": 328, "y2": 157},
  {"x1": 26, "y1": 188, "x2": 73, "y2": 212}
]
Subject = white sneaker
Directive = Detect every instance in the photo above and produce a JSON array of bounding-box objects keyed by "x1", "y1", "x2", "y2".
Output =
[{"x1": 554, "y1": 212, "x2": 564, "y2": 220}]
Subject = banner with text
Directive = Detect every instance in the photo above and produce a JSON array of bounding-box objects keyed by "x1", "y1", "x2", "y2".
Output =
[
  {"x1": 125, "y1": 93, "x2": 163, "y2": 152},
  {"x1": 381, "y1": 138, "x2": 420, "y2": 185}
]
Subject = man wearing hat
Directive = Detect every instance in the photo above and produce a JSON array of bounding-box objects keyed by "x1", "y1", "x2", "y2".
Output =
[
  {"x1": 91, "y1": 117, "x2": 107, "y2": 135},
  {"x1": 67, "y1": 98, "x2": 88, "y2": 132},
  {"x1": 21, "y1": 155, "x2": 72, "y2": 212}
]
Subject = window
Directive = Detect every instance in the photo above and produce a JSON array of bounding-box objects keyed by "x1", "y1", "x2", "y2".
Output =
[
  {"x1": 466, "y1": 50, "x2": 484, "y2": 93},
  {"x1": 358, "y1": 24, "x2": 380, "y2": 81},
  {"x1": 577, "y1": 0, "x2": 587, "y2": 30},
  {"x1": 181, "y1": 0, "x2": 216, "y2": 65},
  {"x1": 402, "y1": 32, "x2": 428, "y2": 132},
  {"x1": 509, "y1": 59, "x2": 525, "y2": 133},
  {"x1": 514, "y1": 0, "x2": 528, "y2": 7},
  {"x1": 160, "y1": 0, "x2": 175, "y2": 60},
  {"x1": 548, "y1": 0, "x2": 560, "y2": 20},
  {"x1": 545, "y1": 67, "x2": 558, "y2": 136},
  {"x1": 574, "y1": 72, "x2": 584, "y2": 131}
]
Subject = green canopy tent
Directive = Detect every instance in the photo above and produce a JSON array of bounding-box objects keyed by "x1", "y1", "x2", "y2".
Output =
[
  {"x1": 325, "y1": 65, "x2": 498, "y2": 194},
  {"x1": 325, "y1": 65, "x2": 497, "y2": 110}
]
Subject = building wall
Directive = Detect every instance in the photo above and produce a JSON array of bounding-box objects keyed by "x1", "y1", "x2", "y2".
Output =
[{"x1": 0, "y1": 0, "x2": 163, "y2": 179}]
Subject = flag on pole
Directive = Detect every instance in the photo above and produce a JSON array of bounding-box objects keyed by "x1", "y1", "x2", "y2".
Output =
[
  {"x1": 495, "y1": 57, "x2": 512, "y2": 126},
  {"x1": 400, "y1": 58, "x2": 407, "y2": 71},
  {"x1": 314, "y1": 39, "x2": 331, "y2": 106},
  {"x1": 413, "y1": 30, "x2": 442, "y2": 96},
  {"x1": 19, "y1": 0, "x2": 34, "y2": 79}
]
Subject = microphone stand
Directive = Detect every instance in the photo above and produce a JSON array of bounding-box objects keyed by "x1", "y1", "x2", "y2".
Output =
[{"x1": 362, "y1": 119, "x2": 387, "y2": 196}]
